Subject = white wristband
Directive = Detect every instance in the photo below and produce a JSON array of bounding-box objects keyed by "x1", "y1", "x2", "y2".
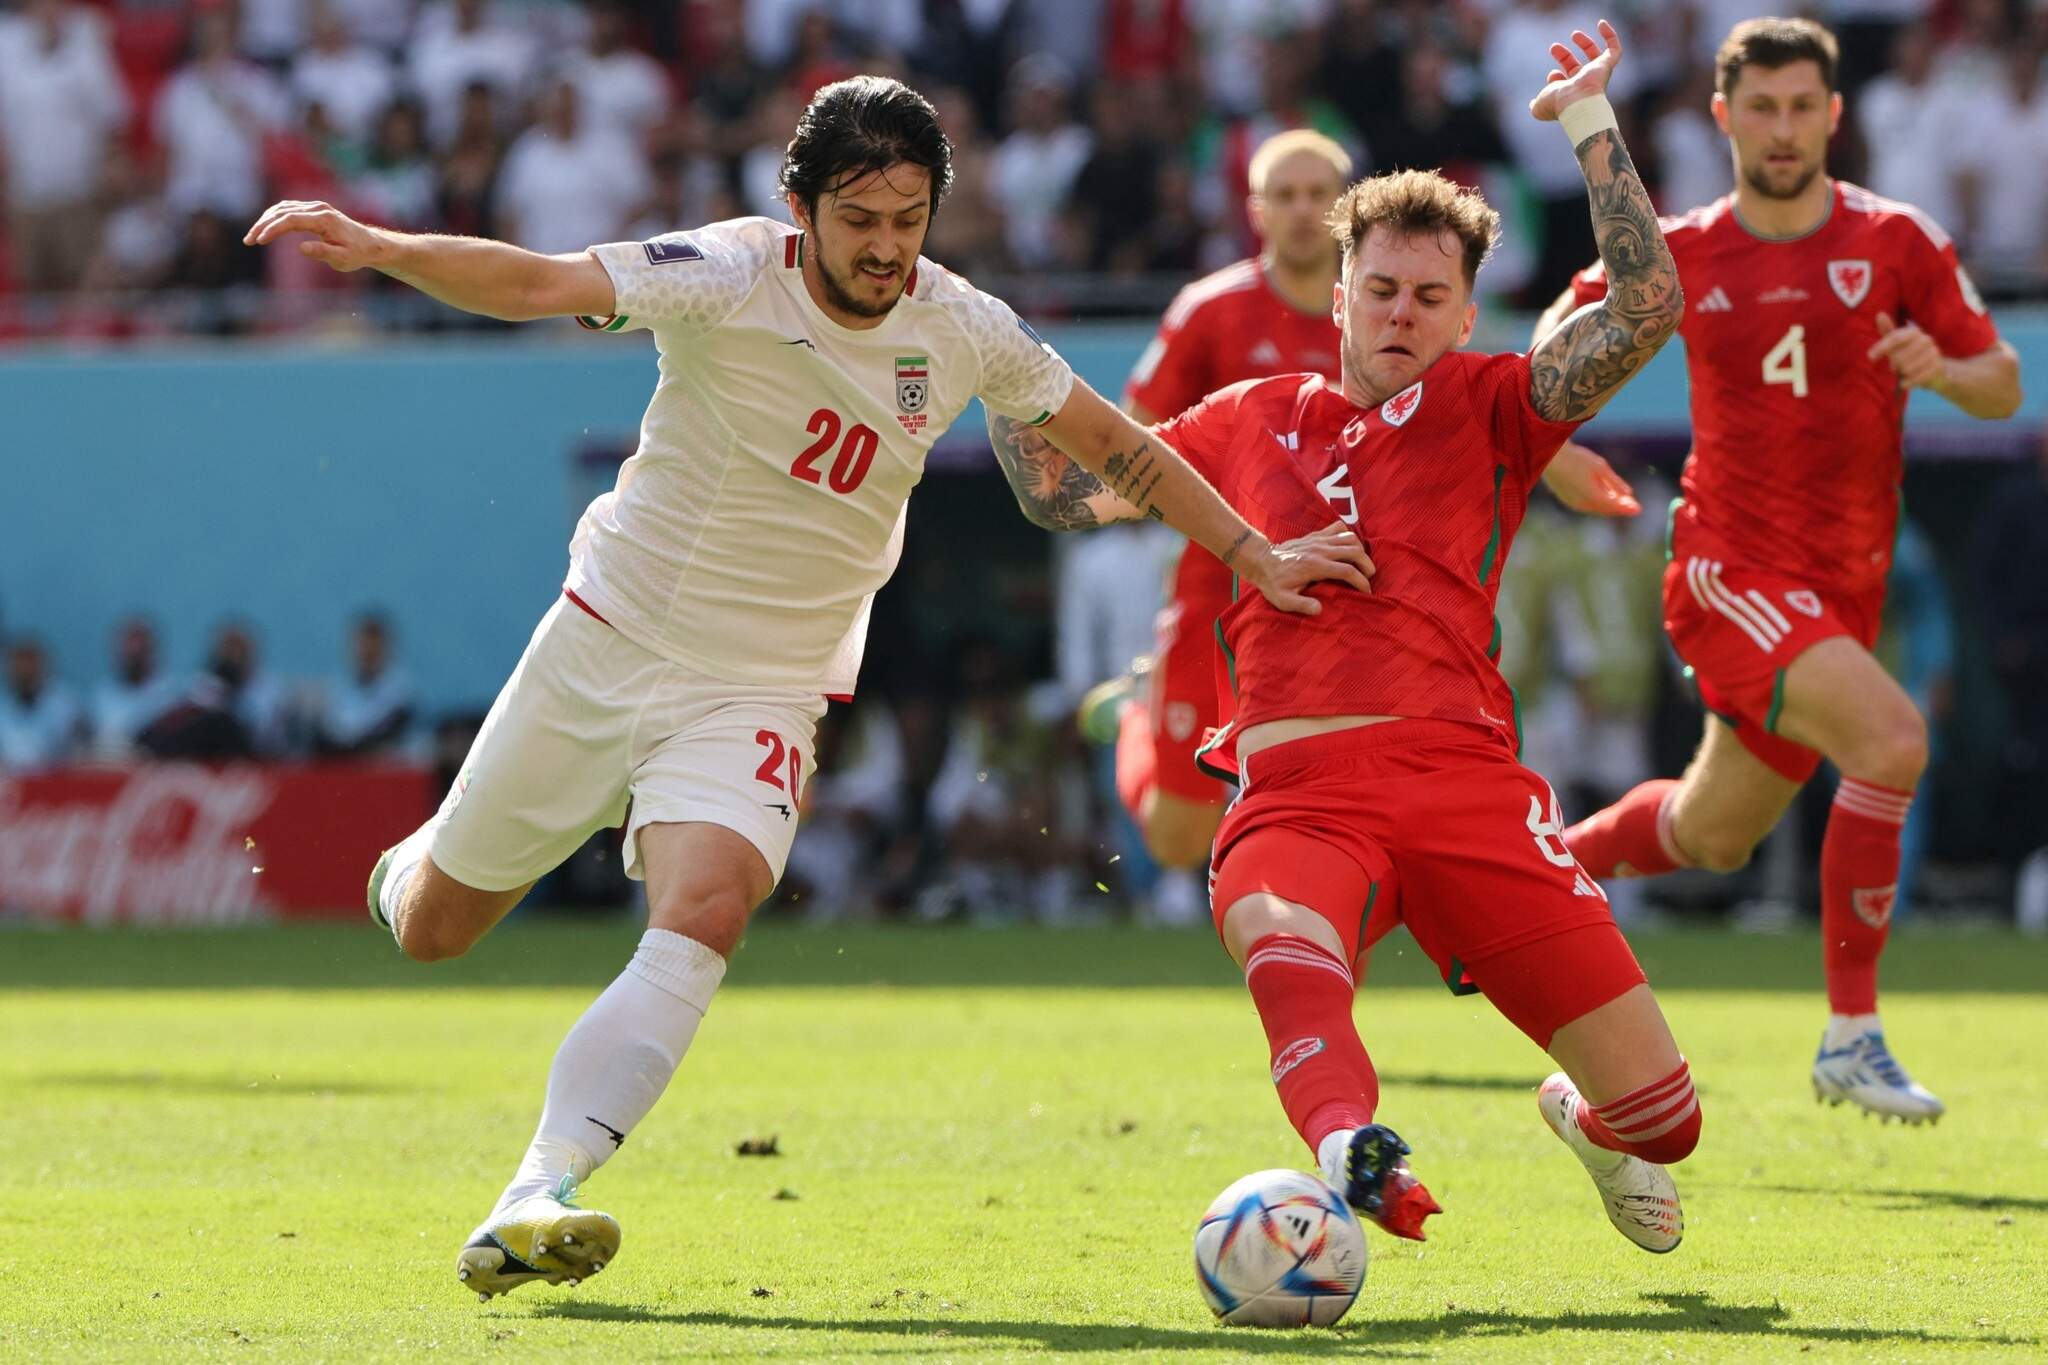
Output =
[{"x1": 1557, "y1": 94, "x2": 1618, "y2": 147}]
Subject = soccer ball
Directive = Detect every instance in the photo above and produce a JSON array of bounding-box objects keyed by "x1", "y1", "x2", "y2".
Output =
[{"x1": 1193, "y1": 1168, "x2": 1366, "y2": 1326}]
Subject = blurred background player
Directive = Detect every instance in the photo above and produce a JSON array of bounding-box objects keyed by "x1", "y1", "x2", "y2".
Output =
[
  {"x1": 1547, "y1": 18, "x2": 2022, "y2": 1125},
  {"x1": 996, "y1": 20, "x2": 1695, "y2": 1255},
  {"x1": 1087, "y1": 128, "x2": 1352, "y2": 909},
  {"x1": 1082, "y1": 127, "x2": 1642, "y2": 903},
  {"x1": 247, "y1": 74, "x2": 1369, "y2": 1304}
]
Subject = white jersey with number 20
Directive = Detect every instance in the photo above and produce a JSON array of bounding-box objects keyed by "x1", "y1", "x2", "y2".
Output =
[{"x1": 570, "y1": 216, "x2": 1075, "y2": 695}]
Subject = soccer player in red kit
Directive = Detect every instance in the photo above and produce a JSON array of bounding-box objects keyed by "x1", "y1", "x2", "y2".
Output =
[
  {"x1": 995, "y1": 22, "x2": 1696, "y2": 1252},
  {"x1": 1095, "y1": 130, "x2": 1642, "y2": 875},
  {"x1": 1544, "y1": 19, "x2": 2022, "y2": 1124}
]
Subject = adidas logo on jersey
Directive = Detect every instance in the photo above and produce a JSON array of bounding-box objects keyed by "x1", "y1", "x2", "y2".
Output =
[
  {"x1": 1249, "y1": 339, "x2": 1282, "y2": 366},
  {"x1": 1572, "y1": 870, "x2": 1608, "y2": 900},
  {"x1": 1696, "y1": 286, "x2": 1733, "y2": 313}
]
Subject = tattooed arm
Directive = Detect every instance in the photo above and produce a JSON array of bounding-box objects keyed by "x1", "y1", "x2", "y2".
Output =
[
  {"x1": 991, "y1": 378, "x2": 1375, "y2": 615},
  {"x1": 1523, "y1": 21, "x2": 1683, "y2": 423},
  {"x1": 985, "y1": 406, "x2": 1140, "y2": 531}
]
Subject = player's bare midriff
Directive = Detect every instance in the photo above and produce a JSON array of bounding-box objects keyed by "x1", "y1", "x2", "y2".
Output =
[{"x1": 1235, "y1": 714, "x2": 1401, "y2": 761}]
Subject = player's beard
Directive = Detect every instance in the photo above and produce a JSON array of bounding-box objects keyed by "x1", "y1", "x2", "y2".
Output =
[
  {"x1": 818, "y1": 254, "x2": 906, "y2": 319},
  {"x1": 1742, "y1": 155, "x2": 1822, "y2": 201}
]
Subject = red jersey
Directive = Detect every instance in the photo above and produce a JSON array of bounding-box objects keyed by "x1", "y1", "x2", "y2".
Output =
[
  {"x1": 1127, "y1": 258, "x2": 1344, "y2": 613},
  {"x1": 1157, "y1": 352, "x2": 1584, "y2": 769},
  {"x1": 1571, "y1": 181, "x2": 1999, "y2": 595}
]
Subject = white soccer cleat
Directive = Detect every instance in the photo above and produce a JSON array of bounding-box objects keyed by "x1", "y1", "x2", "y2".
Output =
[
  {"x1": 1538, "y1": 1072, "x2": 1684, "y2": 1254},
  {"x1": 1812, "y1": 1026, "x2": 1945, "y2": 1124},
  {"x1": 455, "y1": 1174, "x2": 620, "y2": 1301}
]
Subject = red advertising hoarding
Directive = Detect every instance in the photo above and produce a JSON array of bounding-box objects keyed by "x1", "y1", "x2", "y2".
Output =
[{"x1": 0, "y1": 763, "x2": 431, "y2": 923}]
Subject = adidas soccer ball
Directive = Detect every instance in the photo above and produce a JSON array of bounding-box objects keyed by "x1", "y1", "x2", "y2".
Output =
[{"x1": 1193, "y1": 1168, "x2": 1366, "y2": 1326}]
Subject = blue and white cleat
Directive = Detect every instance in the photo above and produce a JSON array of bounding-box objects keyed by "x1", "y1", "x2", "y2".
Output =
[
  {"x1": 1539, "y1": 1073, "x2": 1684, "y2": 1253},
  {"x1": 1074, "y1": 656, "x2": 1151, "y2": 746},
  {"x1": 1812, "y1": 1026, "x2": 1944, "y2": 1124},
  {"x1": 456, "y1": 1174, "x2": 621, "y2": 1302}
]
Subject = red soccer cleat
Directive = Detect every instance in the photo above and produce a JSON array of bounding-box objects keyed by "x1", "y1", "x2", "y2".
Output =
[{"x1": 1336, "y1": 1124, "x2": 1443, "y2": 1241}]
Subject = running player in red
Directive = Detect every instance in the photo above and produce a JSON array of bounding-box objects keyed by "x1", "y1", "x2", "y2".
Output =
[
  {"x1": 995, "y1": 22, "x2": 1697, "y2": 1253},
  {"x1": 1092, "y1": 130, "x2": 1642, "y2": 875},
  {"x1": 1545, "y1": 19, "x2": 2022, "y2": 1124}
]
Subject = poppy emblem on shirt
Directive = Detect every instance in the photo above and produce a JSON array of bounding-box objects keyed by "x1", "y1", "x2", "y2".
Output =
[
  {"x1": 1827, "y1": 259, "x2": 1872, "y2": 309},
  {"x1": 1956, "y1": 264, "x2": 1987, "y2": 315},
  {"x1": 1380, "y1": 381, "x2": 1423, "y2": 427}
]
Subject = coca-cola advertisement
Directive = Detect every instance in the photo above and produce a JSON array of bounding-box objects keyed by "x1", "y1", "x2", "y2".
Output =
[{"x1": 0, "y1": 763, "x2": 430, "y2": 923}]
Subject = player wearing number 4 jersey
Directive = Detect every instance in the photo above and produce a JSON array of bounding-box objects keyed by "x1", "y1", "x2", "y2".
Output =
[
  {"x1": 996, "y1": 21, "x2": 1700, "y2": 1256},
  {"x1": 246, "y1": 77, "x2": 1369, "y2": 1302},
  {"x1": 1545, "y1": 19, "x2": 2021, "y2": 1125}
]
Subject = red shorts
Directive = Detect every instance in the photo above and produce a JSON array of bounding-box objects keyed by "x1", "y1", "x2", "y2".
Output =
[
  {"x1": 1663, "y1": 554, "x2": 1884, "y2": 783},
  {"x1": 1147, "y1": 565, "x2": 1231, "y2": 805},
  {"x1": 1207, "y1": 720, "x2": 1645, "y2": 1047}
]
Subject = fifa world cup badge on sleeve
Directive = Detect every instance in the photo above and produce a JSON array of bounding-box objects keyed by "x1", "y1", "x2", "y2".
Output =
[{"x1": 642, "y1": 238, "x2": 704, "y2": 265}]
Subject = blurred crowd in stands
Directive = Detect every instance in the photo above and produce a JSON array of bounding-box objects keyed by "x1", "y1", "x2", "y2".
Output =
[
  {"x1": 0, "y1": 609, "x2": 413, "y2": 764},
  {"x1": 4, "y1": 0, "x2": 2048, "y2": 339},
  {"x1": 5, "y1": 0, "x2": 2045, "y2": 929}
]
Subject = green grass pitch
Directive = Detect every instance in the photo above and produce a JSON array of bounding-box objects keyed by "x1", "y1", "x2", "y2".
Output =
[{"x1": 2, "y1": 922, "x2": 2043, "y2": 1361}]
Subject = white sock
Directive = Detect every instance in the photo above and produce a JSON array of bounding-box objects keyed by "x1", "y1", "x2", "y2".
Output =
[
  {"x1": 379, "y1": 826, "x2": 435, "y2": 934},
  {"x1": 1317, "y1": 1128, "x2": 1355, "y2": 1189},
  {"x1": 490, "y1": 929, "x2": 726, "y2": 1218},
  {"x1": 1825, "y1": 1011, "x2": 1882, "y2": 1049}
]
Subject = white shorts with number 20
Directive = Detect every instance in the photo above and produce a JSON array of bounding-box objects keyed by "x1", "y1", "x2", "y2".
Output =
[{"x1": 426, "y1": 597, "x2": 825, "y2": 891}]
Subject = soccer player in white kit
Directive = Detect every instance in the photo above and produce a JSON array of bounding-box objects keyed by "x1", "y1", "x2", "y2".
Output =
[{"x1": 245, "y1": 76, "x2": 1371, "y2": 1300}]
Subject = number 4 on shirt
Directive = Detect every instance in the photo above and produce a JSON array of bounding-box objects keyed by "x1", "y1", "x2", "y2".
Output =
[{"x1": 1763, "y1": 325, "x2": 1809, "y2": 398}]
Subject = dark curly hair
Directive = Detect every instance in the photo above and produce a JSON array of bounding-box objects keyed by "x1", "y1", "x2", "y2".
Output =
[
  {"x1": 779, "y1": 76, "x2": 954, "y2": 214},
  {"x1": 1716, "y1": 17, "x2": 1839, "y2": 96}
]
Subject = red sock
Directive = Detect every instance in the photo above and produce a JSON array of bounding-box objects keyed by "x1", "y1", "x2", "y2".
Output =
[
  {"x1": 1114, "y1": 698, "x2": 1158, "y2": 829},
  {"x1": 1822, "y1": 778, "x2": 1911, "y2": 1014},
  {"x1": 1242, "y1": 934, "x2": 1378, "y2": 1155},
  {"x1": 1577, "y1": 1059, "x2": 1701, "y2": 1165},
  {"x1": 1562, "y1": 779, "x2": 1686, "y2": 878}
]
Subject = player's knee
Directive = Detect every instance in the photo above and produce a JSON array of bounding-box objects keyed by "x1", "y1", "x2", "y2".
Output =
[
  {"x1": 1843, "y1": 709, "x2": 1928, "y2": 790},
  {"x1": 395, "y1": 910, "x2": 475, "y2": 964},
  {"x1": 647, "y1": 883, "x2": 754, "y2": 956},
  {"x1": 1678, "y1": 824, "x2": 1757, "y2": 874},
  {"x1": 1143, "y1": 822, "x2": 1214, "y2": 871}
]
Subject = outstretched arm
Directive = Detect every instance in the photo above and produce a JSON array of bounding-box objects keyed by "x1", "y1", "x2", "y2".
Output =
[
  {"x1": 244, "y1": 199, "x2": 615, "y2": 321},
  {"x1": 1524, "y1": 22, "x2": 1683, "y2": 424},
  {"x1": 993, "y1": 382, "x2": 1375, "y2": 615}
]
